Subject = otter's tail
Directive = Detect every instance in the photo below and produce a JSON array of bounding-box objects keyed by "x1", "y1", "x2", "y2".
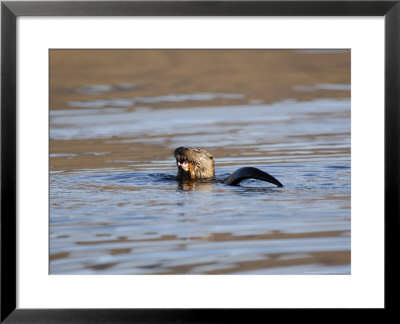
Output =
[{"x1": 226, "y1": 167, "x2": 283, "y2": 187}]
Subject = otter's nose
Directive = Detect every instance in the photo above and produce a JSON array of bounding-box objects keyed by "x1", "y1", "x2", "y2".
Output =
[{"x1": 174, "y1": 147, "x2": 185, "y2": 158}]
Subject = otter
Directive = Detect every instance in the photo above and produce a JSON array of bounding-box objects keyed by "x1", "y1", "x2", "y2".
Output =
[{"x1": 174, "y1": 147, "x2": 283, "y2": 187}]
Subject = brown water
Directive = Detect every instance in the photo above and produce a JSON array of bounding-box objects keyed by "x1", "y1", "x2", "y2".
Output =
[{"x1": 49, "y1": 50, "x2": 351, "y2": 274}]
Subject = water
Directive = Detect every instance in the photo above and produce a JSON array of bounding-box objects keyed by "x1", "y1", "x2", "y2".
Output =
[
  {"x1": 49, "y1": 49, "x2": 350, "y2": 275},
  {"x1": 50, "y1": 97, "x2": 350, "y2": 274}
]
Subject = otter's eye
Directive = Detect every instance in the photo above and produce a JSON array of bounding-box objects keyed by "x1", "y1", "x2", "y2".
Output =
[{"x1": 209, "y1": 156, "x2": 214, "y2": 160}]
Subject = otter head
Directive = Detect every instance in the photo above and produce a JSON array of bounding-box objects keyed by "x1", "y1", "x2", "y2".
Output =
[{"x1": 174, "y1": 147, "x2": 215, "y2": 180}]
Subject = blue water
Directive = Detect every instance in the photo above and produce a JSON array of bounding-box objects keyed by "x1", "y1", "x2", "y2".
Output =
[{"x1": 50, "y1": 96, "x2": 350, "y2": 274}]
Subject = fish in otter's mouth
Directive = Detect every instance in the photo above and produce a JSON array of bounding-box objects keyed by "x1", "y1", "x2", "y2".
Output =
[
  {"x1": 175, "y1": 154, "x2": 191, "y2": 172},
  {"x1": 173, "y1": 146, "x2": 283, "y2": 187}
]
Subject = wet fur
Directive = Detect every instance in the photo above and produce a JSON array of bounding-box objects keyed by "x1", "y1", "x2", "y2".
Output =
[
  {"x1": 174, "y1": 147, "x2": 215, "y2": 179},
  {"x1": 174, "y1": 147, "x2": 282, "y2": 187}
]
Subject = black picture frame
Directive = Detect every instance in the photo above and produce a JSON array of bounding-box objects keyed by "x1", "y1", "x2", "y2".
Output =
[{"x1": 1, "y1": 1, "x2": 399, "y2": 322}]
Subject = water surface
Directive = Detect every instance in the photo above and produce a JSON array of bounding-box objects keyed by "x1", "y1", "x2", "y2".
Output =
[{"x1": 49, "y1": 49, "x2": 351, "y2": 275}]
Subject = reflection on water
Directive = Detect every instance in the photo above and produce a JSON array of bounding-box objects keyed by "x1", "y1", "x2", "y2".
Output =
[
  {"x1": 49, "y1": 49, "x2": 350, "y2": 275},
  {"x1": 50, "y1": 99, "x2": 350, "y2": 274},
  {"x1": 68, "y1": 92, "x2": 245, "y2": 108}
]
